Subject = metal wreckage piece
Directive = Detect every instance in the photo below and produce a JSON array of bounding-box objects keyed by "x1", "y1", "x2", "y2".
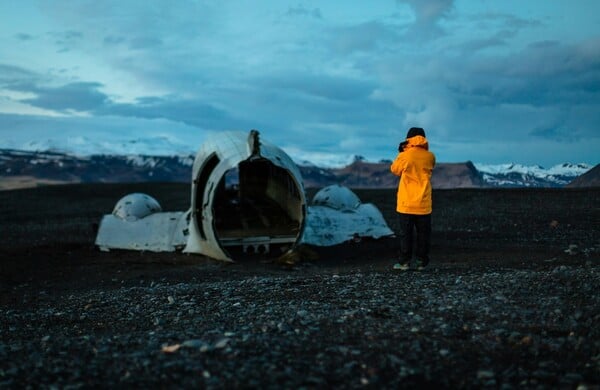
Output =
[{"x1": 95, "y1": 130, "x2": 394, "y2": 262}]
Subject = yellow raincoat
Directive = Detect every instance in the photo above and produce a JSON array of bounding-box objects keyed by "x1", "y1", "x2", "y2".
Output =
[{"x1": 390, "y1": 135, "x2": 436, "y2": 215}]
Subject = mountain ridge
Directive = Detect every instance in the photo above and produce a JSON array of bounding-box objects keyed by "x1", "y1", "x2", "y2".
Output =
[
  {"x1": 0, "y1": 148, "x2": 595, "y2": 190},
  {"x1": 566, "y1": 164, "x2": 600, "y2": 188}
]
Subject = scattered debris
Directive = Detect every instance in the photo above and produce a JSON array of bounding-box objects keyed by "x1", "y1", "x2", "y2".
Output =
[
  {"x1": 565, "y1": 244, "x2": 579, "y2": 255},
  {"x1": 161, "y1": 344, "x2": 181, "y2": 353}
]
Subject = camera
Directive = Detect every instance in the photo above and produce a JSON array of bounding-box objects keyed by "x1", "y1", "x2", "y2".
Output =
[{"x1": 398, "y1": 141, "x2": 408, "y2": 152}]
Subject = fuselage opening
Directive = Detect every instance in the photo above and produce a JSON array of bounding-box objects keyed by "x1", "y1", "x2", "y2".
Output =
[{"x1": 213, "y1": 158, "x2": 304, "y2": 259}]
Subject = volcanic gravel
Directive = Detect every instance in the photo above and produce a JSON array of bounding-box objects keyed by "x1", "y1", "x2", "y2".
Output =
[
  {"x1": 2, "y1": 262, "x2": 598, "y2": 388},
  {"x1": 1, "y1": 184, "x2": 599, "y2": 388}
]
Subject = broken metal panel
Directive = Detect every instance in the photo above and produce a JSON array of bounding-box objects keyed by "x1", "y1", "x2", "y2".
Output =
[
  {"x1": 301, "y1": 204, "x2": 394, "y2": 246},
  {"x1": 256, "y1": 138, "x2": 304, "y2": 190},
  {"x1": 300, "y1": 185, "x2": 394, "y2": 246},
  {"x1": 311, "y1": 184, "x2": 361, "y2": 211},
  {"x1": 112, "y1": 193, "x2": 163, "y2": 221},
  {"x1": 95, "y1": 192, "x2": 189, "y2": 252},
  {"x1": 95, "y1": 211, "x2": 188, "y2": 252},
  {"x1": 184, "y1": 132, "x2": 249, "y2": 261}
]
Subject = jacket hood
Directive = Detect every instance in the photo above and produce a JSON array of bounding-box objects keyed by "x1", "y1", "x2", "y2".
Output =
[{"x1": 406, "y1": 135, "x2": 429, "y2": 150}]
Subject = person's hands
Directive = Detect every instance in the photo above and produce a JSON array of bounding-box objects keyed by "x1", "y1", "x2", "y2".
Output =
[{"x1": 398, "y1": 141, "x2": 408, "y2": 152}]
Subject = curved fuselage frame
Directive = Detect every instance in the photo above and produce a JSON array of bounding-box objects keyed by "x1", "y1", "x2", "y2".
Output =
[{"x1": 184, "y1": 131, "x2": 306, "y2": 262}]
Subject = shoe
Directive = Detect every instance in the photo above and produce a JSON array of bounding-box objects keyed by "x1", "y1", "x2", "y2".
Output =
[
  {"x1": 415, "y1": 258, "x2": 429, "y2": 271},
  {"x1": 393, "y1": 263, "x2": 410, "y2": 271}
]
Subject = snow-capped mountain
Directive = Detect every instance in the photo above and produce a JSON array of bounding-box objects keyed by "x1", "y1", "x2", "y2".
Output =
[
  {"x1": 6, "y1": 135, "x2": 593, "y2": 186},
  {"x1": 0, "y1": 146, "x2": 595, "y2": 190},
  {"x1": 0, "y1": 149, "x2": 487, "y2": 190},
  {"x1": 7, "y1": 135, "x2": 199, "y2": 158},
  {"x1": 474, "y1": 163, "x2": 593, "y2": 187},
  {"x1": 7, "y1": 136, "x2": 368, "y2": 169},
  {"x1": 0, "y1": 149, "x2": 195, "y2": 186}
]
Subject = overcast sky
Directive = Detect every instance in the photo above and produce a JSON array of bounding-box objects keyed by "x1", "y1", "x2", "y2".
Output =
[{"x1": 0, "y1": 0, "x2": 599, "y2": 166}]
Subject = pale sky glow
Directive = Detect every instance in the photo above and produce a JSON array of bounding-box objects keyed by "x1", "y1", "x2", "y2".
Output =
[{"x1": 0, "y1": 0, "x2": 599, "y2": 166}]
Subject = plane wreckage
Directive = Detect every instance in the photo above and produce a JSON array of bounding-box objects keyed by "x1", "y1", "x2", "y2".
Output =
[{"x1": 95, "y1": 130, "x2": 394, "y2": 262}]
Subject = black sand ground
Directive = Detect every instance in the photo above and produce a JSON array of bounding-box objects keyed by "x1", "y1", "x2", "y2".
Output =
[{"x1": 1, "y1": 184, "x2": 599, "y2": 388}]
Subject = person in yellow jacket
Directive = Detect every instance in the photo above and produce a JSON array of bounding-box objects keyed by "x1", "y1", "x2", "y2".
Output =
[{"x1": 390, "y1": 127, "x2": 436, "y2": 271}]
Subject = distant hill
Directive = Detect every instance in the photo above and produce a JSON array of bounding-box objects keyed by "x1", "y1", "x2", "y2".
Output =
[
  {"x1": 0, "y1": 149, "x2": 193, "y2": 190},
  {"x1": 0, "y1": 149, "x2": 593, "y2": 190},
  {"x1": 302, "y1": 160, "x2": 397, "y2": 188},
  {"x1": 430, "y1": 161, "x2": 485, "y2": 189},
  {"x1": 566, "y1": 164, "x2": 600, "y2": 188},
  {"x1": 300, "y1": 160, "x2": 484, "y2": 189}
]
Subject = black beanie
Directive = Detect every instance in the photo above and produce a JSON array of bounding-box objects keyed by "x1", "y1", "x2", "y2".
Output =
[{"x1": 406, "y1": 127, "x2": 426, "y2": 139}]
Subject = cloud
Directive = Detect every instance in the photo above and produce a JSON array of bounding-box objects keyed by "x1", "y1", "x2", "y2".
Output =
[
  {"x1": 0, "y1": 112, "x2": 205, "y2": 154},
  {"x1": 458, "y1": 29, "x2": 516, "y2": 53},
  {"x1": 528, "y1": 40, "x2": 560, "y2": 50},
  {"x1": 15, "y1": 33, "x2": 35, "y2": 41},
  {"x1": 286, "y1": 5, "x2": 322, "y2": 19},
  {"x1": 476, "y1": 12, "x2": 542, "y2": 31},
  {"x1": 258, "y1": 72, "x2": 376, "y2": 102},
  {"x1": 3, "y1": 71, "x2": 234, "y2": 129},
  {"x1": 421, "y1": 37, "x2": 600, "y2": 119},
  {"x1": 0, "y1": 64, "x2": 38, "y2": 84},
  {"x1": 129, "y1": 36, "x2": 163, "y2": 50},
  {"x1": 105, "y1": 96, "x2": 235, "y2": 129},
  {"x1": 405, "y1": 0, "x2": 453, "y2": 25},
  {"x1": 48, "y1": 30, "x2": 84, "y2": 52},
  {"x1": 475, "y1": 39, "x2": 600, "y2": 106},
  {"x1": 397, "y1": 0, "x2": 454, "y2": 38},
  {"x1": 328, "y1": 21, "x2": 401, "y2": 54},
  {"x1": 369, "y1": 33, "x2": 600, "y2": 153},
  {"x1": 245, "y1": 70, "x2": 401, "y2": 130},
  {"x1": 103, "y1": 35, "x2": 126, "y2": 46},
  {"x1": 529, "y1": 125, "x2": 579, "y2": 142},
  {"x1": 17, "y1": 82, "x2": 107, "y2": 112}
]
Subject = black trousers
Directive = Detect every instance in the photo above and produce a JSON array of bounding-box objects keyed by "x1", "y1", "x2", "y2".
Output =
[{"x1": 397, "y1": 213, "x2": 431, "y2": 265}]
